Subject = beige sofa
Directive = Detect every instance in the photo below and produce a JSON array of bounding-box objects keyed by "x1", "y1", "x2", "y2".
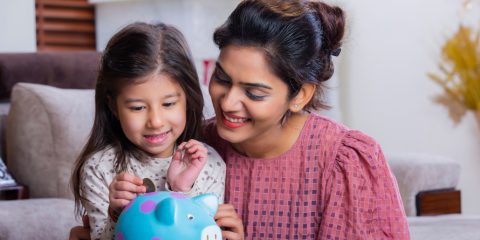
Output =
[
  {"x1": 0, "y1": 83, "x2": 94, "y2": 240},
  {"x1": 0, "y1": 83, "x2": 479, "y2": 240}
]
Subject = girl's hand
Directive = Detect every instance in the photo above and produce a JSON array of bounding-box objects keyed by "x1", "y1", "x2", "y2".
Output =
[
  {"x1": 68, "y1": 215, "x2": 91, "y2": 240},
  {"x1": 167, "y1": 139, "x2": 208, "y2": 192},
  {"x1": 214, "y1": 204, "x2": 245, "y2": 240},
  {"x1": 108, "y1": 172, "x2": 145, "y2": 213}
]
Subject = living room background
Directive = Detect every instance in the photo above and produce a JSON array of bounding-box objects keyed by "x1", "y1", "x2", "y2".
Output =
[{"x1": 1, "y1": 0, "x2": 479, "y2": 216}]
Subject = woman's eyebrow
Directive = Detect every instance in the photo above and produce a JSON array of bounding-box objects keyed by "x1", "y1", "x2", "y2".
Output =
[
  {"x1": 240, "y1": 82, "x2": 272, "y2": 90},
  {"x1": 216, "y1": 62, "x2": 232, "y2": 79},
  {"x1": 216, "y1": 61, "x2": 272, "y2": 90}
]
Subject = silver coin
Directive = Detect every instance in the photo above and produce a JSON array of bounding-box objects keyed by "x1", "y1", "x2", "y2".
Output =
[{"x1": 142, "y1": 178, "x2": 156, "y2": 193}]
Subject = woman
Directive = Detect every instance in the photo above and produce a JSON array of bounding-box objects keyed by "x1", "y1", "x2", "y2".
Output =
[{"x1": 70, "y1": 0, "x2": 410, "y2": 239}]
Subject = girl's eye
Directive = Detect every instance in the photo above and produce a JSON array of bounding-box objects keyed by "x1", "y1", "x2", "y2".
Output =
[
  {"x1": 130, "y1": 106, "x2": 145, "y2": 111},
  {"x1": 246, "y1": 91, "x2": 265, "y2": 101},
  {"x1": 163, "y1": 102, "x2": 176, "y2": 107}
]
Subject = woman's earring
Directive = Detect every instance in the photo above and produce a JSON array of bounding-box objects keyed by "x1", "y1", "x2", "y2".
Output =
[{"x1": 295, "y1": 104, "x2": 298, "y2": 108}]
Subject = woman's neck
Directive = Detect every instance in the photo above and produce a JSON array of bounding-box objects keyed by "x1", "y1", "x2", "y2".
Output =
[{"x1": 230, "y1": 112, "x2": 310, "y2": 159}]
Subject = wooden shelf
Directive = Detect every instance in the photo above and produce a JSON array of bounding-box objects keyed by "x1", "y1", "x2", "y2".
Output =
[
  {"x1": 36, "y1": 0, "x2": 96, "y2": 51},
  {"x1": 36, "y1": 8, "x2": 95, "y2": 20},
  {"x1": 0, "y1": 184, "x2": 29, "y2": 200},
  {"x1": 416, "y1": 189, "x2": 461, "y2": 216}
]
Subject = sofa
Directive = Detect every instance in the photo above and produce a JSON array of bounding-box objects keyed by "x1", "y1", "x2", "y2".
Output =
[
  {"x1": 0, "y1": 51, "x2": 101, "y2": 164},
  {"x1": 1, "y1": 82, "x2": 479, "y2": 240}
]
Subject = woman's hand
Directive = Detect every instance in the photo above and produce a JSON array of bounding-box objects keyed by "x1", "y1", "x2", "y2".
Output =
[
  {"x1": 109, "y1": 172, "x2": 145, "y2": 213},
  {"x1": 167, "y1": 139, "x2": 208, "y2": 192},
  {"x1": 214, "y1": 204, "x2": 245, "y2": 240},
  {"x1": 68, "y1": 215, "x2": 91, "y2": 240}
]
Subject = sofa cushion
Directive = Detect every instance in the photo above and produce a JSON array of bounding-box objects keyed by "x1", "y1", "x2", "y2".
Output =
[
  {"x1": 6, "y1": 83, "x2": 95, "y2": 199},
  {"x1": 0, "y1": 198, "x2": 78, "y2": 240},
  {"x1": 407, "y1": 215, "x2": 480, "y2": 240},
  {"x1": 385, "y1": 152, "x2": 461, "y2": 216},
  {"x1": 0, "y1": 51, "x2": 101, "y2": 100}
]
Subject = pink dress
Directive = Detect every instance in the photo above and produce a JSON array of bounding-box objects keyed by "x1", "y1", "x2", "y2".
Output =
[{"x1": 204, "y1": 113, "x2": 410, "y2": 240}]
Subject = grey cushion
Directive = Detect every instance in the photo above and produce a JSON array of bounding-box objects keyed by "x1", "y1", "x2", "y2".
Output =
[
  {"x1": 0, "y1": 198, "x2": 78, "y2": 240},
  {"x1": 6, "y1": 83, "x2": 95, "y2": 199},
  {"x1": 385, "y1": 152, "x2": 461, "y2": 216}
]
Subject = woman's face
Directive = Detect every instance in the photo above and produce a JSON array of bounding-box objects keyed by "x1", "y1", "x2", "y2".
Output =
[{"x1": 209, "y1": 45, "x2": 291, "y2": 144}]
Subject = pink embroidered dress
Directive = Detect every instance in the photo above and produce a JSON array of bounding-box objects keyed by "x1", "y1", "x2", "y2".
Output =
[{"x1": 204, "y1": 113, "x2": 410, "y2": 240}]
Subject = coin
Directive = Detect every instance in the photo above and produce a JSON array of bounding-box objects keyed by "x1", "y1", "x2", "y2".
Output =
[{"x1": 142, "y1": 178, "x2": 156, "y2": 193}]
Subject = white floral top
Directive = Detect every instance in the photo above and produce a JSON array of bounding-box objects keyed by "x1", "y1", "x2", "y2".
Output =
[{"x1": 80, "y1": 144, "x2": 226, "y2": 240}]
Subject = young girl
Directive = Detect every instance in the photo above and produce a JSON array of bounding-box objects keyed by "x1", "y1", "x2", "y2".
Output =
[{"x1": 70, "y1": 22, "x2": 226, "y2": 240}]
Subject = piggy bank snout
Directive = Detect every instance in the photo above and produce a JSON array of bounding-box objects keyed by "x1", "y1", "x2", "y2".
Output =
[{"x1": 201, "y1": 225, "x2": 222, "y2": 240}]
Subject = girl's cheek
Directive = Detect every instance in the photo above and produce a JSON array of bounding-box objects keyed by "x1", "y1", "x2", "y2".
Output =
[{"x1": 172, "y1": 107, "x2": 187, "y2": 133}]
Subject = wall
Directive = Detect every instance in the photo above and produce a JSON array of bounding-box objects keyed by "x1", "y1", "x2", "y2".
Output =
[
  {"x1": 337, "y1": 0, "x2": 480, "y2": 215},
  {"x1": 0, "y1": 0, "x2": 36, "y2": 53}
]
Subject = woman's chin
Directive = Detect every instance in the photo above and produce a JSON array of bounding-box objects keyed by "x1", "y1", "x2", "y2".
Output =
[{"x1": 216, "y1": 126, "x2": 247, "y2": 144}]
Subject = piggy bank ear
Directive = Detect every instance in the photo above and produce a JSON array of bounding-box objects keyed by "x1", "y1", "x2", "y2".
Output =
[
  {"x1": 155, "y1": 198, "x2": 177, "y2": 225},
  {"x1": 192, "y1": 193, "x2": 219, "y2": 216}
]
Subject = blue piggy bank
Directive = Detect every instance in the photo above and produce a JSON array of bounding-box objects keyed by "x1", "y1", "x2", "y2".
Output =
[{"x1": 115, "y1": 191, "x2": 222, "y2": 240}]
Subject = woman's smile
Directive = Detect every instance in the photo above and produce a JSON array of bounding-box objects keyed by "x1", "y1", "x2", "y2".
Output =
[{"x1": 221, "y1": 111, "x2": 251, "y2": 128}]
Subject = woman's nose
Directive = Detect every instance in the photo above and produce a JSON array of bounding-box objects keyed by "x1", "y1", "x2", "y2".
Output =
[
  {"x1": 147, "y1": 109, "x2": 164, "y2": 129},
  {"x1": 220, "y1": 87, "x2": 243, "y2": 113}
]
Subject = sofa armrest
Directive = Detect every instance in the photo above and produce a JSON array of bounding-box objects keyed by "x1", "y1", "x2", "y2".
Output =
[
  {"x1": 384, "y1": 152, "x2": 460, "y2": 216},
  {"x1": 6, "y1": 83, "x2": 95, "y2": 199}
]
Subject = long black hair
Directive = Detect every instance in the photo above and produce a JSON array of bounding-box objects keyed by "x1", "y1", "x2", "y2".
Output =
[{"x1": 70, "y1": 22, "x2": 204, "y2": 218}]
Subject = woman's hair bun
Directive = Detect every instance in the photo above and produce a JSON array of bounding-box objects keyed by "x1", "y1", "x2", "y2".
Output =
[{"x1": 309, "y1": 1, "x2": 345, "y2": 54}]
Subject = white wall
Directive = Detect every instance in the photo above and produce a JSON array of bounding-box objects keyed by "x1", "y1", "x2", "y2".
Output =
[
  {"x1": 0, "y1": 0, "x2": 36, "y2": 53},
  {"x1": 337, "y1": 0, "x2": 480, "y2": 215}
]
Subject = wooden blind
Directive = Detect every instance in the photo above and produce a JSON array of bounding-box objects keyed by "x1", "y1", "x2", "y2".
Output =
[{"x1": 36, "y1": 0, "x2": 96, "y2": 51}]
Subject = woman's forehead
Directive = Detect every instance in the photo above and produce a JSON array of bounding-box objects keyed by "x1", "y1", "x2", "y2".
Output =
[{"x1": 217, "y1": 45, "x2": 283, "y2": 87}]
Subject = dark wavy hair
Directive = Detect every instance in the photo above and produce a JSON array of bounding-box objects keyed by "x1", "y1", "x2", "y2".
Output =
[
  {"x1": 213, "y1": 0, "x2": 346, "y2": 111},
  {"x1": 70, "y1": 22, "x2": 204, "y2": 218}
]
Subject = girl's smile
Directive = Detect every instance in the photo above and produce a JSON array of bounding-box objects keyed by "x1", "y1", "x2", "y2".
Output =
[{"x1": 143, "y1": 130, "x2": 171, "y2": 144}]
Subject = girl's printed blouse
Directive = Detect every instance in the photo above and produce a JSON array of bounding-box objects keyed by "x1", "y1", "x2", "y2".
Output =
[{"x1": 204, "y1": 113, "x2": 410, "y2": 240}]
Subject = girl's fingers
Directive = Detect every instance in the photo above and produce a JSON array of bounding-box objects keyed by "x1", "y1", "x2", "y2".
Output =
[
  {"x1": 115, "y1": 172, "x2": 143, "y2": 186},
  {"x1": 113, "y1": 180, "x2": 145, "y2": 193},
  {"x1": 171, "y1": 150, "x2": 183, "y2": 162},
  {"x1": 195, "y1": 151, "x2": 208, "y2": 164},
  {"x1": 177, "y1": 142, "x2": 188, "y2": 150},
  {"x1": 112, "y1": 190, "x2": 137, "y2": 200}
]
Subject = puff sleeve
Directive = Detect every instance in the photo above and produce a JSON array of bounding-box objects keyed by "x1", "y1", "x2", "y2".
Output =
[{"x1": 318, "y1": 130, "x2": 410, "y2": 240}]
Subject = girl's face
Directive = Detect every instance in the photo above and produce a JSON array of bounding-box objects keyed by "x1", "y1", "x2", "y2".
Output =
[
  {"x1": 114, "y1": 74, "x2": 187, "y2": 158},
  {"x1": 208, "y1": 45, "x2": 291, "y2": 144}
]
